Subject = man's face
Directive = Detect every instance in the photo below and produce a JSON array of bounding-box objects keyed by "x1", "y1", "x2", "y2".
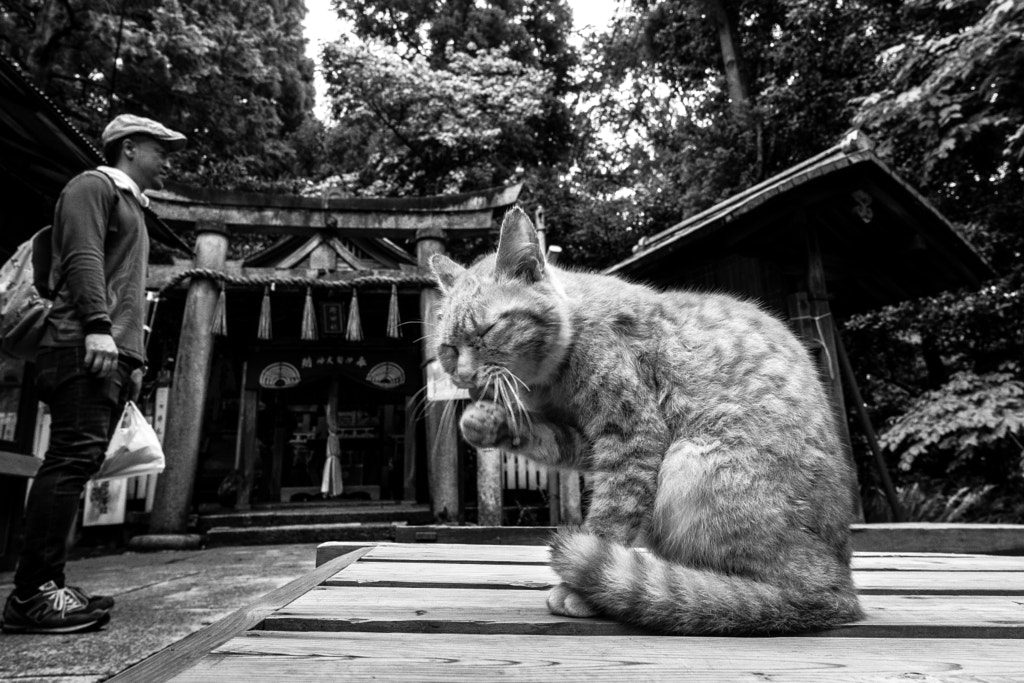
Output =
[{"x1": 124, "y1": 136, "x2": 172, "y2": 191}]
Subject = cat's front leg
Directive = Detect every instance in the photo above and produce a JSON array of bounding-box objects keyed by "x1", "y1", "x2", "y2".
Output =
[
  {"x1": 460, "y1": 402, "x2": 586, "y2": 469},
  {"x1": 460, "y1": 401, "x2": 511, "y2": 449}
]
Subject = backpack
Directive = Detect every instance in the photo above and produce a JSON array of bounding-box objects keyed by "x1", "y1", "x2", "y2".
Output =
[
  {"x1": 0, "y1": 171, "x2": 119, "y2": 362},
  {"x1": 0, "y1": 228, "x2": 59, "y2": 361}
]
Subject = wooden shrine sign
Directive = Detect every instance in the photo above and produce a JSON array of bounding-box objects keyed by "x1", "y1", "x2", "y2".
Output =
[{"x1": 246, "y1": 347, "x2": 420, "y2": 394}]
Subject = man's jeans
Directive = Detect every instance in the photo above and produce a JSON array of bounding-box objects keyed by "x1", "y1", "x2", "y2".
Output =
[{"x1": 14, "y1": 347, "x2": 132, "y2": 595}]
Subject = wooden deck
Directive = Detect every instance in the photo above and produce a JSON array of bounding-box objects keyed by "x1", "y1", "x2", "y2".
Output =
[{"x1": 116, "y1": 541, "x2": 1024, "y2": 681}]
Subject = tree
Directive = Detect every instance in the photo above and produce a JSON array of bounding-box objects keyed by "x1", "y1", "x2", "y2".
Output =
[
  {"x1": 314, "y1": 0, "x2": 578, "y2": 198},
  {"x1": 318, "y1": 39, "x2": 552, "y2": 195},
  {"x1": 0, "y1": 0, "x2": 316, "y2": 190},
  {"x1": 853, "y1": 0, "x2": 1024, "y2": 273},
  {"x1": 568, "y1": 0, "x2": 904, "y2": 265},
  {"x1": 845, "y1": 0, "x2": 1024, "y2": 520}
]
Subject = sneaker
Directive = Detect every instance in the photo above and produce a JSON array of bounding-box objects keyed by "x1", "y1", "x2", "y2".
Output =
[
  {"x1": 2, "y1": 581, "x2": 111, "y2": 634},
  {"x1": 66, "y1": 585, "x2": 115, "y2": 611}
]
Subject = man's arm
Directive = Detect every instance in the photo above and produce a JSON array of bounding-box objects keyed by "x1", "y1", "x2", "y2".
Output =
[{"x1": 56, "y1": 174, "x2": 119, "y2": 377}]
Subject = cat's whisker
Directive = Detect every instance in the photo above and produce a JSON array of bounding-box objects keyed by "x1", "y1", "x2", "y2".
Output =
[
  {"x1": 506, "y1": 370, "x2": 530, "y2": 393},
  {"x1": 408, "y1": 385, "x2": 432, "y2": 424},
  {"x1": 502, "y1": 372, "x2": 532, "y2": 437}
]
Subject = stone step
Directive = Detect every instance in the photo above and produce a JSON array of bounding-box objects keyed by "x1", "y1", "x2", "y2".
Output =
[
  {"x1": 197, "y1": 503, "x2": 433, "y2": 531},
  {"x1": 204, "y1": 522, "x2": 403, "y2": 547}
]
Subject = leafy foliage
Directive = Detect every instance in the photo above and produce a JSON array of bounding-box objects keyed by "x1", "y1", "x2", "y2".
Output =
[
  {"x1": 879, "y1": 364, "x2": 1024, "y2": 476},
  {"x1": 0, "y1": 0, "x2": 316, "y2": 190},
  {"x1": 315, "y1": 0, "x2": 577, "y2": 199},
  {"x1": 843, "y1": 1, "x2": 1024, "y2": 515},
  {"x1": 319, "y1": 39, "x2": 551, "y2": 195}
]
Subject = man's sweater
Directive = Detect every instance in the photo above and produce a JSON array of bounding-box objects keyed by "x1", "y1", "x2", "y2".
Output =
[{"x1": 41, "y1": 170, "x2": 150, "y2": 364}]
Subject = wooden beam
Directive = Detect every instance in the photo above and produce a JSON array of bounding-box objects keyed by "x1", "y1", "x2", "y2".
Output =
[
  {"x1": 148, "y1": 201, "x2": 500, "y2": 235},
  {"x1": 833, "y1": 322, "x2": 905, "y2": 522},
  {"x1": 0, "y1": 450, "x2": 39, "y2": 477},
  {"x1": 415, "y1": 228, "x2": 460, "y2": 522},
  {"x1": 106, "y1": 546, "x2": 374, "y2": 683},
  {"x1": 147, "y1": 182, "x2": 523, "y2": 237},
  {"x1": 146, "y1": 264, "x2": 432, "y2": 292}
]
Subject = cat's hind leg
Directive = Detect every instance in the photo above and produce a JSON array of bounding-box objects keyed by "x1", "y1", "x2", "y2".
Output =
[{"x1": 546, "y1": 582, "x2": 599, "y2": 618}]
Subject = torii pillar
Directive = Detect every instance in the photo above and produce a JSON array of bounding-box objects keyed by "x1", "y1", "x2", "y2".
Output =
[
  {"x1": 416, "y1": 227, "x2": 460, "y2": 522},
  {"x1": 147, "y1": 222, "x2": 228, "y2": 538}
]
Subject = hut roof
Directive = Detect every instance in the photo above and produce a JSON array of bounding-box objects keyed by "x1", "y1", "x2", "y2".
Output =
[{"x1": 606, "y1": 132, "x2": 994, "y2": 316}]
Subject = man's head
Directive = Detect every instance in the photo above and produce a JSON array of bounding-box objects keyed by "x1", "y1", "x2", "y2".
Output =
[{"x1": 101, "y1": 114, "x2": 187, "y2": 192}]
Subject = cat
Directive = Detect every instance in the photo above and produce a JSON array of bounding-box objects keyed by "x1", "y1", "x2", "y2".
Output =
[{"x1": 429, "y1": 206, "x2": 863, "y2": 635}]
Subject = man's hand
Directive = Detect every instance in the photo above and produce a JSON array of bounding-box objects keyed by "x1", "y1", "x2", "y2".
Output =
[{"x1": 84, "y1": 333, "x2": 119, "y2": 377}]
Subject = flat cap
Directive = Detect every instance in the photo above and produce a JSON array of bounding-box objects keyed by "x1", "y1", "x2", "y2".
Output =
[{"x1": 101, "y1": 114, "x2": 187, "y2": 151}]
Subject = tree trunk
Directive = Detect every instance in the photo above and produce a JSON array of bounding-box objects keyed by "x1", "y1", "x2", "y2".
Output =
[
  {"x1": 706, "y1": 0, "x2": 751, "y2": 120},
  {"x1": 705, "y1": 0, "x2": 764, "y2": 176}
]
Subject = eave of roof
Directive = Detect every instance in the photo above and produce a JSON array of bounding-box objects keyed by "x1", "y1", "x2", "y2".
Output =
[{"x1": 605, "y1": 132, "x2": 993, "y2": 291}]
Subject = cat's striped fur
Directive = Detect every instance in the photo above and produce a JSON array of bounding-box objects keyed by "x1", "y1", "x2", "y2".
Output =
[{"x1": 430, "y1": 207, "x2": 863, "y2": 635}]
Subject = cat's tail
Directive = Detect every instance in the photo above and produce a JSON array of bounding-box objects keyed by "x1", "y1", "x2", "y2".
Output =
[{"x1": 549, "y1": 528, "x2": 863, "y2": 635}]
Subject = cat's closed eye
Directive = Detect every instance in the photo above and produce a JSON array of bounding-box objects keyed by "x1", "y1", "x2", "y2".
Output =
[
  {"x1": 477, "y1": 321, "x2": 497, "y2": 339},
  {"x1": 438, "y1": 344, "x2": 457, "y2": 362}
]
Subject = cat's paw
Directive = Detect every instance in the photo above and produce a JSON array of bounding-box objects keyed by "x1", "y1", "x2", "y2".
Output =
[
  {"x1": 460, "y1": 400, "x2": 510, "y2": 449},
  {"x1": 546, "y1": 583, "x2": 599, "y2": 618}
]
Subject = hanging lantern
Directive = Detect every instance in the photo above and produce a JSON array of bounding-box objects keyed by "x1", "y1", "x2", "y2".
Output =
[
  {"x1": 257, "y1": 284, "x2": 273, "y2": 340},
  {"x1": 211, "y1": 286, "x2": 228, "y2": 336},
  {"x1": 301, "y1": 287, "x2": 318, "y2": 340},
  {"x1": 386, "y1": 284, "x2": 401, "y2": 339},
  {"x1": 345, "y1": 288, "x2": 363, "y2": 341}
]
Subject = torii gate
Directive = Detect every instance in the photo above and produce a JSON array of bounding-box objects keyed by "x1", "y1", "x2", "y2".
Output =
[{"x1": 141, "y1": 182, "x2": 523, "y2": 538}]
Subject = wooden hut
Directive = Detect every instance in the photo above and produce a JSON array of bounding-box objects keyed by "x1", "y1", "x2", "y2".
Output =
[{"x1": 606, "y1": 131, "x2": 994, "y2": 517}]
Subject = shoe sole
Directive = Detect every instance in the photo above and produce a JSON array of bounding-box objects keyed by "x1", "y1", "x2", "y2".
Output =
[{"x1": 1, "y1": 610, "x2": 111, "y2": 634}]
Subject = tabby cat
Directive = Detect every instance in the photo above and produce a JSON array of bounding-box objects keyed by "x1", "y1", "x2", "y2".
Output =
[{"x1": 429, "y1": 207, "x2": 863, "y2": 635}]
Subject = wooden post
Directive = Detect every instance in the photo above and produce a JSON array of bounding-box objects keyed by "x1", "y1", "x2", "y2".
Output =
[
  {"x1": 416, "y1": 227, "x2": 459, "y2": 522},
  {"x1": 476, "y1": 447, "x2": 503, "y2": 525},
  {"x1": 833, "y1": 323, "x2": 906, "y2": 522},
  {"x1": 791, "y1": 220, "x2": 863, "y2": 521},
  {"x1": 560, "y1": 470, "x2": 583, "y2": 525},
  {"x1": 403, "y1": 396, "x2": 417, "y2": 502},
  {"x1": 235, "y1": 387, "x2": 259, "y2": 511},
  {"x1": 149, "y1": 222, "x2": 228, "y2": 534},
  {"x1": 548, "y1": 472, "x2": 561, "y2": 525}
]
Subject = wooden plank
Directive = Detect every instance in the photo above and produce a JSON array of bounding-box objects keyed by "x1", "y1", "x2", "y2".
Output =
[
  {"x1": 853, "y1": 553, "x2": 1024, "y2": 572},
  {"x1": 325, "y1": 561, "x2": 555, "y2": 589},
  {"x1": 851, "y1": 523, "x2": 1024, "y2": 555},
  {"x1": 263, "y1": 586, "x2": 1024, "y2": 638},
  {"x1": 326, "y1": 559, "x2": 1024, "y2": 595},
  {"x1": 106, "y1": 545, "x2": 374, "y2": 683},
  {"x1": 392, "y1": 525, "x2": 554, "y2": 545},
  {"x1": 855, "y1": 571, "x2": 1024, "y2": 595},
  {"x1": 321, "y1": 543, "x2": 1024, "y2": 571},
  {"x1": 318, "y1": 542, "x2": 549, "y2": 566},
  {"x1": 380, "y1": 523, "x2": 1024, "y2": 555},
  {"x1": 171, "y1": 633, "x2": 1024, "y2": 682}
]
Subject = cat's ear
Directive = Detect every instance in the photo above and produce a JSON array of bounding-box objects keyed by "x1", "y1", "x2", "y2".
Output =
[
  {"x1": 430, "y1": 254, "x2": 466, "y2": 293},
  {"x1": 495, "y1": 206, "x2": 544, "y2": 283}
]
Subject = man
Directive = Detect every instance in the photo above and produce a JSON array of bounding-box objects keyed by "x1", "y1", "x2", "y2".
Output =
[{"x1": 1, "y1": 114, "x2": 186, "y2": 634}]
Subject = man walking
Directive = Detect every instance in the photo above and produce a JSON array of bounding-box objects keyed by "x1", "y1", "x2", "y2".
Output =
[{"x1": 2, "y1": 114, "x2": 186, "y2": 633}]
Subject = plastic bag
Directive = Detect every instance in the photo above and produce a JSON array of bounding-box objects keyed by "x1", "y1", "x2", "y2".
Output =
[{"x1": 95, "y1": 401, "x2": 166, "y2": 481}]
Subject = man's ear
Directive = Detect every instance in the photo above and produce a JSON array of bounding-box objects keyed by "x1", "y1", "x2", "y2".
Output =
[
  {"x1": 495, "y1": 206, "x2": 543, "y2": 283},
  {"x1": 430, "y1": 253, "x2": 467, "y2": 293}
]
